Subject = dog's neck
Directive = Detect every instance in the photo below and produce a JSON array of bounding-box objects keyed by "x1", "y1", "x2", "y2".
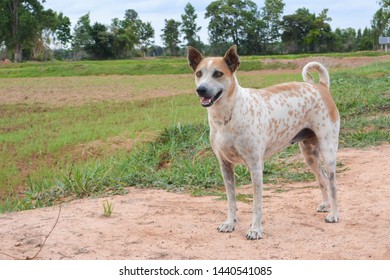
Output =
[{"x1": 207, "y1": 75, "x2": 240, "y2": 127}]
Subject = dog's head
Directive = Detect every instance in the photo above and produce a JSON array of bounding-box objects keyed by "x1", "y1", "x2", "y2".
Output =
[{"x1": 187, "y1": 45, "x2": 240, "y2": 107}]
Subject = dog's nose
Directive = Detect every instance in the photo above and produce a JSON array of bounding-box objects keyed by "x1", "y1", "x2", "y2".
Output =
[{"x1": 196, "y1": 86, "x2": 208, "y2": 97}]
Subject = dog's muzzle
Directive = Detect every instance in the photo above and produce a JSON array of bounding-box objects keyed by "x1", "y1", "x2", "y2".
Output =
[{"x1": 196, "y1": 86, "x2": 223, "y2": 107}]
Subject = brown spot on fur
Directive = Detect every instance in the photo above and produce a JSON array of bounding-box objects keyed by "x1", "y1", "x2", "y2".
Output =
[
  {"x1": 262, "y1": 82, "x2": 339, "y2": 123},
  {"x1": 265, "y1": 83, "x2": 299, "y2": 95}
]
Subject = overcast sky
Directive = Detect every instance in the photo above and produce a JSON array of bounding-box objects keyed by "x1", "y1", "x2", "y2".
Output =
[{"x1": 43, "y1": 0, "x2": 380, "y2": 46}]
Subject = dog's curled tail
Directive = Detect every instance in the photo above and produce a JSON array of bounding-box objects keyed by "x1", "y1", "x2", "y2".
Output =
[{"x1": 302, "y1": 62, "x2": 330, "y2": 89}]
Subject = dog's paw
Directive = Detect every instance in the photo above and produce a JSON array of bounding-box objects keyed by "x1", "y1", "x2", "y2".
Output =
[
  {"x1": 217, "y1": 221, "x2": 235, "y2": 233},
  {"x1": 316, "y1": 203, "x2": 330, "y2": 212},
  {"x1": 246, "y1": 228, "x2": 263, "y2": 240},
  {"x1": 325, "y1": 213, "x2": 340, "y2": 223}
]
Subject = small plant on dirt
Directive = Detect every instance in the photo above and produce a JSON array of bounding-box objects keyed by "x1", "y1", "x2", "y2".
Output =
[{"x1": 102, "y1": 200, "x2": 114, "y2": 217}]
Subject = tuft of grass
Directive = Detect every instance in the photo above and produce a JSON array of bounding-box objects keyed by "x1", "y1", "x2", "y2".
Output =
[
  {"x1": 102, "y1": 200, "x2": 114, "y2": 217},
  {"x1": 22, "y1": 178, "x2": 63, "y2": 210},
  {"x1": 56, "y1": 163, "x2": 114, "y2": 198}
]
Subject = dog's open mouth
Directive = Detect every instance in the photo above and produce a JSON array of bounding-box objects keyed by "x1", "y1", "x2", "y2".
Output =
[{"x1": 200, "y1": 90, "x2": 223, "y2": 107}]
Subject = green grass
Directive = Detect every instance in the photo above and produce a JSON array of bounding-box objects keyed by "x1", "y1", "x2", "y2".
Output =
[
  {"x1": 242, "y1": 50, "x2": 387, "y2": 60},
  {"x1": 102, "y1": 200, "x2": 114, "y2": 217},
  {"x1": 332, "y1": 62, "x2": 390, "y2": 147},
  {"x1": 0, "y1": 96, "x2": 205, "y2": 205},
  {"x1": 5, "y1": 123, "x2": 314, "y2": 211},
  {"x1": 0, "y1": 58, "x2": 389, "y2": 213},
  {"x1": 0, "y1": 59, "x2": 192, "y2": 78},
  {"x1": 1, "y1": 51, "x2": 388, "y2": 78}
]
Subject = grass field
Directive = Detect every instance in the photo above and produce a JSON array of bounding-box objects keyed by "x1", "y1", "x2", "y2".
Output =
[
  {"x1": 0, "y1": 53, "x2": 389, "y2": 212},
  {"x1": 0, "y1": 50, "x2": 385, "y2": 78}
]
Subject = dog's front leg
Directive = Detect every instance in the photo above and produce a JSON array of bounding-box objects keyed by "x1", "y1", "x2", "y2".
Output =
[
  {"x1": 246, "y1": 164, "x2": 264, "y2": 240},
  {"x1": 217, "y1": 160, "x2": 237, "y2": 233}
]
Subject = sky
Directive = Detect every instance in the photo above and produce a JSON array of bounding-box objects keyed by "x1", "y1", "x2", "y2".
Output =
[{"x1": 43, "y1": 0, "x2": 381, "y2": 46}]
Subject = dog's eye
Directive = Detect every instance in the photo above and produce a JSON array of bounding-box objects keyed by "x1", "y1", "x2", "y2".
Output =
[
  {"x1": 196, "y1": 71, "x2": 202, "y2": 78},
  {"x1": 213, "y1": 71, "x2": 224, "y2": 78}
]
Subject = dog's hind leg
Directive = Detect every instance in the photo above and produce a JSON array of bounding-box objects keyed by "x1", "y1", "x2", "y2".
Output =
[
  {"x1": 299, "y1": 137, "x2": 331, "y2": 213},
  {"x1": 217, "y1": 160, "x2": 237, "y2": 233},
  {"x1": 318, "y1": 137, "x2": 340, "y2": 223}
]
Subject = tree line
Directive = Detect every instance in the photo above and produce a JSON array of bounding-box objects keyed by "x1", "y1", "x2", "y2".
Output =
[{"x1": 1, "y1": 0, "x2": 389, "y2": 62}]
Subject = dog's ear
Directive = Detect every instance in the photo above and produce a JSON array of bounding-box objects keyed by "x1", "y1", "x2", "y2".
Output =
[
  {"x1": 223, "y1": 45, "x2": 240, "y2": 73},
  {"x1": 187, "y1": 46, "x2": 203, "y2": 72}
]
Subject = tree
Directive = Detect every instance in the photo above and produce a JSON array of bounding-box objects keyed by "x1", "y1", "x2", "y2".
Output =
[
  {"x1": 356, "y1": 27, "x2": 374, "y2": 50},
  {"x1": 372, "y1": 0, "x2": 390, "y2": 49},
  {"x1": 85, "y1": 22, "x2": 114, "y2": 59},
  {"x1": 205, "y1": 0, "x2": 261, "y2": 55},
  {"x1": 110, "y1": 17, "x2": 136, "y2": 59},
  {"x1": 181, "y1": 3, "x2": 202, "y2": 49},
  {"x1": 122, "y1": 9, "x2": 142, "y2": 43},
  {"x1": 161, "y1": 19, "x2": 181, "y2": 56},
  {"x1": 0, "y1": 0, "x2": 70, "y2": 61},
  {"x1": 282, "y1": 8, "x2": 315, "y2": 53},
  {"x1": 333, "y1": 28, "x2": 357, "y2": 52},
  {"x1": 73, "y1": 9, "x2": 155, "y2": 59},
  {"x1": 72, "y1": 13, "x2": 92, "y2": 59},
  {"x1": 54, "y1": 12, "x2": 72, "y2": 48},
  {"x1": 261, "y1": 0, "x2": 285, "y2": 53},
  {"x1": 110, "y1": 9, "x2": 155, "y2": 57},
  {"x1": 282, "y1": 8, "x2": 333, "y2": 53},
  {"x1": 305, "y1": 9, "x2": 334, "y2": 52},
  {"x1": 110, "y1": 9, "x2": 143, "y2": 58},
  {"x1": 30, "y1": 9, "x2": 72, "y2": 60},
  {"x1": 138, "y1": 21, "x2": 155, "y2": 56},
  {"x1": 378, "y1": 0, "x2": 390, "y2": 11},
  {"x1": 120, "y1": 9, "x2": 155, "y2": 56}
]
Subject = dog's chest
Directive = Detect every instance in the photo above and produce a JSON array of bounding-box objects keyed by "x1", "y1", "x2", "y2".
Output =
[
  {"x1": 208, "y1": 94, "x2": 268, "y2": 164},
  {"x1": 210, "y1": 128, "x2": 247, "y2": 164}
]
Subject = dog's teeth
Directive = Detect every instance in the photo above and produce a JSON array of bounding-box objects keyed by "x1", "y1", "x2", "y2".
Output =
[{"x1": 201, "y1": 97, "x2": 211, "y2": 103}]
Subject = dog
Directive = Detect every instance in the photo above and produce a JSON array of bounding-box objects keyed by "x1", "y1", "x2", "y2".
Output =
[{"x1": 187, "y1": 45, "x2": 340, "y2": 240}]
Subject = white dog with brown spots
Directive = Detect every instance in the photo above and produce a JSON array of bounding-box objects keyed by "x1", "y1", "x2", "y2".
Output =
[{"x1": 187, "y1": 45, "x2": 340, "y2": 240}]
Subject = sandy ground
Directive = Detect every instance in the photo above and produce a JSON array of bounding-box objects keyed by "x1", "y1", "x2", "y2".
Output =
[{"x1": 1, "y1": 144, "x2": 389, "y2": 260}]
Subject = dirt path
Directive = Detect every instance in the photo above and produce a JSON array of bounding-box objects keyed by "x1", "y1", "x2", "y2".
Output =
[
  {"x1": 1, "y1": 144, "x2": 389, "y2": 260},
  {"x1": 1, "y1": 55, "x2": 389, "y2": 106}
]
